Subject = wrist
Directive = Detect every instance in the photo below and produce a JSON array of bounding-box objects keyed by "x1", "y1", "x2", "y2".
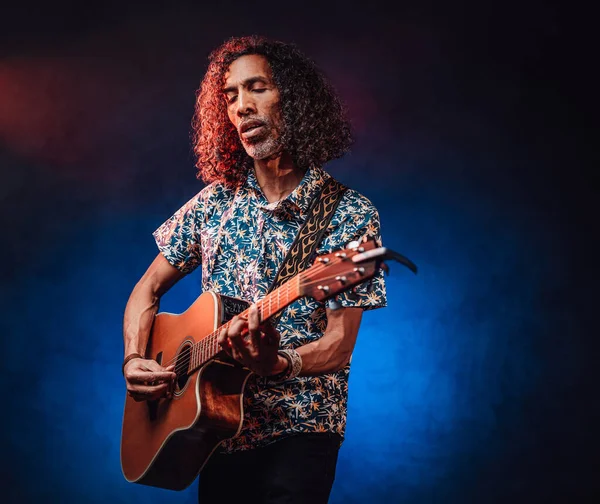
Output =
[
  {"x1": 122, "y1": 352, "x2": 143, "y2": 375},
  {"x1": 269, "y1": 349, "x2": 302, "y2": 382},
  {"x1": 271, "y1": 355, "x2": 289, "y2": 375}
]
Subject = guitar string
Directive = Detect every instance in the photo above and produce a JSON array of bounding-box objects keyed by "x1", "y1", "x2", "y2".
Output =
[
  {"x1": 167, "y1": 259, "x2": 368, "y2": 376},
  {"x1": 166, "y1": 267, "x2": 319, "y2": 375},
  {"x1": 168, "y1": 260, "x2": 369, "y2": 376},
  {"x1": 168, "y1": 261, "x2": 372, "y2": 377}
]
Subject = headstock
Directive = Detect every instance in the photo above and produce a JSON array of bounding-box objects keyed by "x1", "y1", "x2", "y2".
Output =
[{"x1": 300, "y1": 238, "x2": 417, "y2": 302}]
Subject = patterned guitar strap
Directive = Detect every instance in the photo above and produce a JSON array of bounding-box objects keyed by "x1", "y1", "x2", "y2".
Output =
[{"x1": 266, "y1": 175, "x2": 347, "y2": 324}]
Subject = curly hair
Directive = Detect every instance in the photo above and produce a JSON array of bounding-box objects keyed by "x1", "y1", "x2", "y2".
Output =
[{"x1": 191, "y1": 35, "x2": 353, "y2": 186}]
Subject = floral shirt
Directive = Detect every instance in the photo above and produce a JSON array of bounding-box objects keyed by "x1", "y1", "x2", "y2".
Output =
[{"x1": 153, "y1": 165, "x2": 387, "y2": 452}]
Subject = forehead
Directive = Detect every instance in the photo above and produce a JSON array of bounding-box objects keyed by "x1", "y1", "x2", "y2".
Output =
[{"x1": 224, "y1": 54, "x2": 272, "y2": 87}]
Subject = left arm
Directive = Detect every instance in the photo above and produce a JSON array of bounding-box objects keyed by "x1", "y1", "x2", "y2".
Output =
[
  {"x1": 295, "y1": 307, "x2": 363, "y2": 376},
  {"x1": 220, "y1": 305, "x2": 363, "y2": 377},
  {"x1": 221, "y1": 191, "x2": 385, "y2": 376}
]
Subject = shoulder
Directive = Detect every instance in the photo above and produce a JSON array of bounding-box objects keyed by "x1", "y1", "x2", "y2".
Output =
[
  {"x1": 333, "y1": 184, "x2": 381, "y2": 228},
  {"x1": 339, "y1": 186, "x2": 379, "y2": 213},
  {"x1": 316, "y1": 180, "x2": 383, "y2": 252},
  {"x1": 197, "y1": 180, "x2": 236, "y2": 204},
  {"x1": 190, "y1": 180, "x2": 238, "y2": 217}
]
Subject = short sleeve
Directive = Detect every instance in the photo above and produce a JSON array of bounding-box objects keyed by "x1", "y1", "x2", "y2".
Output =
[
  {"x1": 152, "y1": 192, "x2": 204, "y2": 274},
  {"x1": 323, "y1": 190, "x2": 387, "y2": 311}
]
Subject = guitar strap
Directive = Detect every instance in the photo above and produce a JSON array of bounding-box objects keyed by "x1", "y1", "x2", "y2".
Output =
[{"x1": 267, "y1": 175, "x2": 347, "y2": 303}]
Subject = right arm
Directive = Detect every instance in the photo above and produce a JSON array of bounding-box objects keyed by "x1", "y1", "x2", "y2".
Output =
[{"x1": 122, "y1": 253, "x2": 186, "y2": 401}]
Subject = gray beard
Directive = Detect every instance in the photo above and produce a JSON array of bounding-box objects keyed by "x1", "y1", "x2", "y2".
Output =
[{"x1": 244, "y1": 135, "x2": 283, "y2": 160}]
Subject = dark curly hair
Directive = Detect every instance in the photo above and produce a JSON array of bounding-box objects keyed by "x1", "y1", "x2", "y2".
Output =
[{"x1": 191, "y1": 35, "x2": 353, "y2": 186}]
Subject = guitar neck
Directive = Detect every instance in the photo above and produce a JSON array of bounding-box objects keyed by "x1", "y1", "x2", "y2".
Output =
[{"x1": 189, "y1": 276, "x2": 304, "y2": 371}]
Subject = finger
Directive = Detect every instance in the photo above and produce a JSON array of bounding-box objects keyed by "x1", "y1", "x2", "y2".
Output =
[
  {"x1": 228, "y1": 319, "x2": 250, "y2": 354},
  {"x1": 127, "y1": 383, "x2": 169, "y2": 399},
  {"x1": 140, "y1": 359, "x2": 167, "y2": 372},
  {"x1": 219, "y1": 328, "x2": 232, "y2": 354},
  {"x1": 127, "y1": 371, "x2": 177, "y2": 384},
  {"x1": 230, "y1": 346, "x2": 243, "y2": 364},
  {"x1": 138, "y1": 360, "x2": 176, "y2": 382},
  {"x1": 260, "y1": 331, "x2": 277, "y2": 347},
  {"x1": 229, "y1": 336, "x2": 252, "y2": 363},
  {"x1": 224, "y1": 315, "x2": 252, "y2": 363},
  {"x1": 228, "y1": 331, "x2": 253, "y2": 365},
  {"x1": 248, "y1": 304, "x2": 261, "y2": 350},
  {"x1": 218, "y1": 320, "x2": 234, "y2": 345},
  {"x1": 228, "y1": 316, "x2": 248, "y2": 343},
  {"x1": 260, "y1": 323, "x2": 280, "y2": 347},
  {"x1": 218, "y1": 327, "x2": 227, "y2": 346},
  {"x1": 248, "y1": 304, "x2": 260, "y2": 330}
]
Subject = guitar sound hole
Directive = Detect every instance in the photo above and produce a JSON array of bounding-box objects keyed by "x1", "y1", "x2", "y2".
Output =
[{"x1": 174, "y1": 344, "x2": 192, "y2": 393}]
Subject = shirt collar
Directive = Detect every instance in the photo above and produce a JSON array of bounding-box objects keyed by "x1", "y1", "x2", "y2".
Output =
[{"x1": 246, "y1": 165, "x2": 330, "y2": 216}]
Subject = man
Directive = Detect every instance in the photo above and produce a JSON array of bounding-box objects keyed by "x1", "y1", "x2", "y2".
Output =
[{"x1": 122, "y1": 36, "x2": 386, "y2": 503}]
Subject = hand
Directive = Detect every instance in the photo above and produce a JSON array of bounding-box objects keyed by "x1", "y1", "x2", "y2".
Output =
[
  {"x1": 218, "y1": 304, "x2": 284, "y2": 376},
  {"x1": 124, "y1": 357, "x2": 177, "y2": 402}
]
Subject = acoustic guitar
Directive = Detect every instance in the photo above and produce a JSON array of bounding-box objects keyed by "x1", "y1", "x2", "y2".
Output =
[{"x1": 120, "y1": 238, "x2": 416, "y2": 490}]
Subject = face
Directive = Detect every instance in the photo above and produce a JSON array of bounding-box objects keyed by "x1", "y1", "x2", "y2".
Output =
[{"x1": 223, "y1": 54, "x2": 284, "y2": 160}]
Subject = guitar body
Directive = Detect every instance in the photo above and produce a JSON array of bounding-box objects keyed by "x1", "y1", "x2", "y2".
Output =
[
  {"x1": 120, "y1": 291, "x2": 251, "y2": 490},
  {"x1": 120, "y1": 239, "x2": 415, "y2": 491}
]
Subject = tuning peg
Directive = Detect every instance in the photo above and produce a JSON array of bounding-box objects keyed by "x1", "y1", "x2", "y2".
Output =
[{"x1": 346, "y1": 240, "x2": 366, "y2": 253}]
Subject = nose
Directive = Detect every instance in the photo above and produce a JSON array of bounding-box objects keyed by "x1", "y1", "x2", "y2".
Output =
[{"x1": 236, "y1": 89, "x2": 256, "y2": 117}]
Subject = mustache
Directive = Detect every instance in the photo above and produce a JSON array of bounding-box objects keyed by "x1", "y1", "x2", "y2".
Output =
[{"x1": 239, "y1": 118, "x2": 269, "y2": 134}]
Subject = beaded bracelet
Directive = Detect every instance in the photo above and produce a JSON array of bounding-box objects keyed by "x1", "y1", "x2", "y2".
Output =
[{"x1": 270, "y1": 349, "x2": 302, "y2": 382}]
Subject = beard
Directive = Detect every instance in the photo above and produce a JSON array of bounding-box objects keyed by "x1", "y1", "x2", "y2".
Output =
[{"x1": 240, "y1": 115, "x2": 285, "y2": 160}]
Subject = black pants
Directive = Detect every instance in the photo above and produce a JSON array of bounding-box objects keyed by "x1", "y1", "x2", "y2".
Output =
[{"x1": 198, "y1": 433, "x2": 341, "y2": 504}]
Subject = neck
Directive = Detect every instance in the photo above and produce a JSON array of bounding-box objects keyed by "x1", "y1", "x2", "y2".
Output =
[{"x1": 253, "y1": 151, "x2": 305, "y2": 203}]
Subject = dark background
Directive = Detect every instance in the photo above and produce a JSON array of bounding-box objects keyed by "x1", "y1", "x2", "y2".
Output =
[{"x1": 1, "y1": 1, "x2": 597, "y2": 503}]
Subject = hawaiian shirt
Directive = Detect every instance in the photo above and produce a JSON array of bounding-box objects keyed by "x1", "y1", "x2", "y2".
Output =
[{"x1": 153, "y1": 165, "x2": 387, "y2": 452}]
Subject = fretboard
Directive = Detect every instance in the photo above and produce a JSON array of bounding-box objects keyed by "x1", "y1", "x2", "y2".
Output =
[{"x1": 187, "y1": 275, "x2": 303, "y2": 372}]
